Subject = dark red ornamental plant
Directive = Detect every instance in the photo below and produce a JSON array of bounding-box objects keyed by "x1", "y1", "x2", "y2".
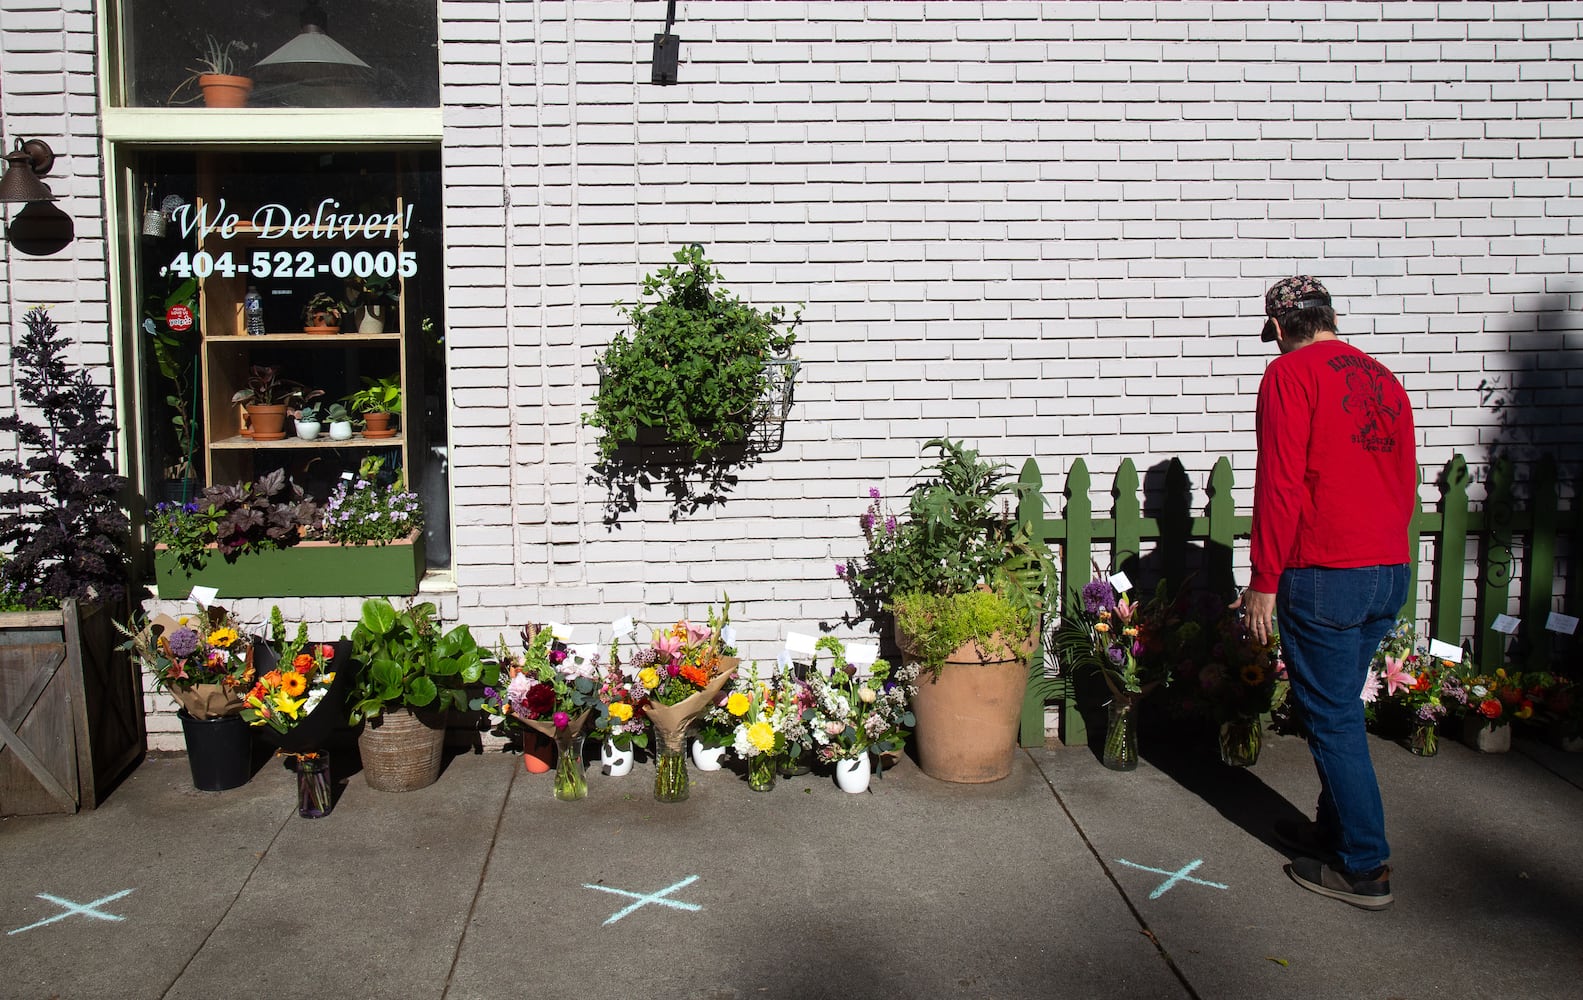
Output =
[{"x1": 0, "y1": 307, "x2": 131, "y2": 607}]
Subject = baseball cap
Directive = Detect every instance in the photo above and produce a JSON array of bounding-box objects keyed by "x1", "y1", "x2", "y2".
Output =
[{"x1": 1261, "y1": 276, "x2": 1331, "y2": 342}]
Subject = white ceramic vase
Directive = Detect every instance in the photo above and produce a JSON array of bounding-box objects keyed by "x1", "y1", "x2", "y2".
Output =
[
  {"x1": 1462, "y1": 715, "x2": 1511, "y2": 753},
  {"x1": 328, "y1": 419, "x2": 355, "y2": 441},
  {"x1": 600, "y1": 739, "x2": 633, "y2": 777},
  {"x1": 835, "y1": 754, "x2": 873, "y2": 794},
  {"x1": 295, "y1": 419, "x2": 322, "y2": 441},
  {"x1": 691, "y1": 740, "x2": 727, "y2": 771}
]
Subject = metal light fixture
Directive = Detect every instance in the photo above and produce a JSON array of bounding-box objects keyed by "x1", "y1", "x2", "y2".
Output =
[
  {"x1": 652, "y1": 0, "x2": 681, "y2": 86},
  {"x1": 2, "y1": 137, "x2": 72, "y2": 254},
  {"x1": 0, "y1": 138, "x2": 57, "y2": 205}
]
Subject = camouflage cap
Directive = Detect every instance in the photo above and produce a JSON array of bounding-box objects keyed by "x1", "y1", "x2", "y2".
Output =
[{"x1": 1261, "y1": 275, "x2": 1331, "y2": 341}]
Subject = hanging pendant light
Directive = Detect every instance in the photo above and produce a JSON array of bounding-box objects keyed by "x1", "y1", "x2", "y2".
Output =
[{"x1": 253, "y1": 1, "x2": 372, "y2": 106}]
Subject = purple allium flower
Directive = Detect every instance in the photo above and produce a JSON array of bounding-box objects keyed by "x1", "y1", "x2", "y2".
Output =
[
  {"x1": 166, "y1": 627, "x2": 200, "y2": 658},
  {"x1": 1082, "y1": 580, "x2": 1117, "y2": 615},
  {"x1": 483, "y1": 686, "x2": 497, "y2": 699}
]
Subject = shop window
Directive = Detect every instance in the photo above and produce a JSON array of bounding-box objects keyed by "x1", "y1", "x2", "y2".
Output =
[
  {"x1": 118, "y1": 0, "x2": 439, "y2": 108},
  {"x1": 130, "y1": 149, "x2": 452, "y2": 569}
]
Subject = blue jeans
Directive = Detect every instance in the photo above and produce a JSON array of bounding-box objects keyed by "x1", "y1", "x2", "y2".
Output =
[{"x1": 1276, "y1": 564, "x2": 1409, "y2": 875}]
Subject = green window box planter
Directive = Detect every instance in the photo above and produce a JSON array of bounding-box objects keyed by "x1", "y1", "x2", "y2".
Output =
[{"x1": 153, "y1": 532, "x2": 425, "y2": 600}]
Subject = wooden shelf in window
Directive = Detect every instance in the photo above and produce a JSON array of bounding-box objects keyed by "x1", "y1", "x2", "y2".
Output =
[
  {"x1": 210, "y1": 434, "x2": 407, "y2": 450},
  {"x1": 203, "y1": 332, "x2": 402, "y2": 345}
]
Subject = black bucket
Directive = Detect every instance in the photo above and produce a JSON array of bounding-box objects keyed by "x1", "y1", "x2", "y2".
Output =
[{"x1": 178, "y1": 710, "x2": 254, "y2": 791}]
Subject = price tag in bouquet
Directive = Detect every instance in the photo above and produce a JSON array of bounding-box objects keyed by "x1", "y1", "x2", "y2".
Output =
[
  {"x1": 719, "y1": 624, "x2": 737, "y2": 647},
  {"x1": 846, "y1": 644, "x2": 879, "y2": 674},
  {"x1": 188, "y1": 585, "x2": 219, "y2": 610},
  {"x1": 1546, "y1": 612, "x2": 1579, "y2": 635},
  {"x1": 611, "y1": 616, "x2": 636, "y2": 639},
  {"x1": 784, "y1": 631, "x2": 817, "y2": 662},
  {"x1": 1490, "y1": 614, "x2": 1520, "y2": 635},
  {"x1": 1109, "y1": 571, "x2": 1133, "y2": 593},
  {"x1": 1427, "y1": 638, "x2": 1464, "y2": 662},
  {"x1": 548, "y1": 622, "x2": 575, "y2": 641}
]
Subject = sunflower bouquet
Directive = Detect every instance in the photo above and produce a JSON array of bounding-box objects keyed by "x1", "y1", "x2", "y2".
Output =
[{"x1": 119, "y1": 605, "x2": 256, "y2": 719}]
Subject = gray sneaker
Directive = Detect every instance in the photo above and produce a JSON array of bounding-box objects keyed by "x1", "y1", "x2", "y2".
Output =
[{"x1": 1287, "y1": 857, "x2": 1393, "y2": 910}]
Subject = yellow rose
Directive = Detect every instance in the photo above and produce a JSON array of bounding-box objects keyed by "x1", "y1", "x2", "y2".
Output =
[
  {"x1": 726, "y1": 692, "x2": 751, "y2": 716},
  {"x1": 639, "y1": 667, "x2": 661, "y2": 690},
  {"x1": 609, "y1": 702, "x2": 633, "y2": 723}
]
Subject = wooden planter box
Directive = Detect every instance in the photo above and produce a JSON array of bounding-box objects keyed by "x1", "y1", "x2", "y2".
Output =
[
  {"x1": 1, "y1": 599, "x2": 146, "y2": 816},
  {"x1": 154, "y1": 532, "x2": 425, "y2": 600}
]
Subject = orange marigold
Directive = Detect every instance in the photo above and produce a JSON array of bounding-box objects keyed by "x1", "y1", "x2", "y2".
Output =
[{"x1": 678, "y1": 663, "x2": 709, "y2": 688}]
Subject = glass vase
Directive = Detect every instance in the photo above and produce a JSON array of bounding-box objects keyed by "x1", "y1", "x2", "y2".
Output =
[
  {"x1": 747, "y1": 753, "x2": 778, "y2": 792},
  {"x1": 652, "y1": 724, "x2": 690, "y2": 802},
  {"x1": 1102, "y1": 697, "x2": 1139, "y2": 772},
  {"x1": 296, "y1": 754, "x2": 332, "y2": 818},
  {"x1": 1409, "y1": 721, "x2": 1439, "y2": 757},
  {"x1": 1218, "y1": 718, "x2": 1261, "y2": 767},
  {"x1": 778, "y1": 746, "x2": 811, "y2": 778},
  {"x1": 553, "y1": 733, "x2": 588, "y2": 801}
]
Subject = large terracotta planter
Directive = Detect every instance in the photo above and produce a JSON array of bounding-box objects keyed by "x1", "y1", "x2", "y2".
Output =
[
  {"x1": 358, "y1": 707, "x2": 444, "y2": 792},
  {"x1": 903, "y1": 630, "x2": 1032, "y2": 783}
]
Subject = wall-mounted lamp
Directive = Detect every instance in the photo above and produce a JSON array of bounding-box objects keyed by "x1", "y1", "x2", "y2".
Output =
[
  {"x1": 0, "y1": 138, "x2": 57, "y2": 205},
  {"x1": 254, "y1": 1, "x2": 373, "y2": 106},
  {"x1": 652, "y1": 0, "x2": 681, "y2": 86},
  {"x1": 2, "y1": 138, "x2": 73, "y2": 255}
]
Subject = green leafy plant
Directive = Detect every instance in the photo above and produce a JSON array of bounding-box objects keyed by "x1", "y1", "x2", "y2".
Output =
[
  {"x1": 143, "y1": 277, "x2": 200, "y2": 481},
  {"x1": 149, "y1": 469, "x2": 319, "y2": 569},
  {"x1": 347, "y1": 598, "x2": 495, "y2": 723},
  {"x1": 584, "y1": 244, "x2": 801, "y2": 461},
  {"x1": 839, "y1": 439, "x2": 1056, "y2": 674},
  {"x1": 230, "y1": 365, "x2": 322, "y2": 408},
  {"x1": 302, "y1": 292, "x2": 346, "y2": 328},
  {"x1": 344, "y1": 276, "x2": 399, "y2": 306},
  {"x1": 343, "y1": 374, "x2": 401, "y2": 415}
]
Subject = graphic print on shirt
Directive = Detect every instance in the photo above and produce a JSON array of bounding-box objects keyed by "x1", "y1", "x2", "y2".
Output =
[{"x1": 1331, "y1": 355, "x2": 1401, "y2": 454}]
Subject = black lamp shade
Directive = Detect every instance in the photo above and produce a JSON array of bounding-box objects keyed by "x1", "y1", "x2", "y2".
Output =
[{"x1": 0, "y1": 140, "x2": 56, "y2": 204}]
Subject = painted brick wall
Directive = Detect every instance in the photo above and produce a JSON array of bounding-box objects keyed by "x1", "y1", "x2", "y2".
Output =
[
  {"x1": 442, "y1": 1, "x2": 1583, "y2": 655},
  {"x1": 3, "y1": 2, "x2": 1581, "y2": 747}
]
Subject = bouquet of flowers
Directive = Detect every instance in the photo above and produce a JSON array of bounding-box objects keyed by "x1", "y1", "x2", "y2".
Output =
[
  {"x1": 729, "y1": 670, "x2": 788, "y2": 790},
  {"x1": 478, "y1": 624, "x2": 603, "y2": 800},
  {"x1": 1453, "y1": 664, "x2": 1534, "y2": 729},
  {"x1": 240, "y1": 640, "x2": 337, "y2": 736},
  {"x1": 624, "y1": 605, "x2": 740, "y2": 801},
  {"x1": 118, "y1": 604, "x2": 256, "y2": 719},
  {"x1": 805, "y1": 636, "x2": 915, "y2": 765},
  {"x1": 591, "y1": 638, "x2": 650, "y2": 755},
  {"x1": 1056, "y1": 577, "x2": 1176, "y2": 698}
]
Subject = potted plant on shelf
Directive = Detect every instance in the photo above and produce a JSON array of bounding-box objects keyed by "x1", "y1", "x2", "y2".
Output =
[
  {"x1": 347, "y1": 598, "x2": 495, "y2": 792},
  {"x1": 0, "y1": 306, "x2": 143, "y2": 815},
  {"x1": 168, "y1": 34, "x2": 255, "y2": 109},
  {"x1": 344, "y1": 277, "x2": 399, "y2": 333},
  {"x1": 839, "y1": 439, "x2": 1056, "y2": 783},
  {"x1": 230, "y1": 365, "x2": 321, "y2": 441},
  {"x1": 324, "y1": 402, "x2": 355, "y2": 441},
  {"x1": 584, "y1": 244, "x2": 802, "y2": 461},
  {"x1": 344, "y1": 374, "x2": 401, "y2": 438},
  {"x1": 301, "y1": 292, "x2": 346, "y2": 334},
  {"x1": 292, "y1": 401, "x2": 325, "y2": 440}
]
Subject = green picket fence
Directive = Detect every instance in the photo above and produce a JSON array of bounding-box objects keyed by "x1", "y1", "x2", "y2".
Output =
[{"x1": 1014, "y1": 453, "x2": 1582, "y2": 748}]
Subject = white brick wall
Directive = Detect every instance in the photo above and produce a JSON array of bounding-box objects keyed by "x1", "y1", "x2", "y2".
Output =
[{"x1": 4, "y1": 2, "x2": 1582, "y2": 747}]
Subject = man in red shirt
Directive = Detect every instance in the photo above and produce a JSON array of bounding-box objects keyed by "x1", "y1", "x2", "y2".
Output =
[{"x1": 1240, "y1": 276, "x2": 1416, "y2": 911}]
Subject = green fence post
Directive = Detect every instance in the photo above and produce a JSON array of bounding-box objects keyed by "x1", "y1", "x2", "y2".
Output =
[
  {"x1": 1017, "y1": 457, "x2": 1052, "y2": 749},
  {"x1": 1479, "y1": 455, "x2": 1515, "y2": 671},
  {"x1": 1061, "y1": 458, "x2": 1093, "y2": 747},
  {"x1": 1113, "y1": 458, "x2": 1142, "y2": 582},
  {"x1": 1405, "y1": 463, "x2": 1424, "y2": 622},
  {"x1": 1206, "y1": 458, "x2": 1236, "y2": 600},
  {"x1": 1525, "y1": 457, "x2": 1558, "y2": 670},
  {"x1": 1434, "y1": 455, "x2": 1470, "y2": 647}
]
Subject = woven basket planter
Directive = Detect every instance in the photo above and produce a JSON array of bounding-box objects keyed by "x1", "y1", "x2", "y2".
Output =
[{"x1": 358, "y1": 707, "x2": 444, "y2": 792}]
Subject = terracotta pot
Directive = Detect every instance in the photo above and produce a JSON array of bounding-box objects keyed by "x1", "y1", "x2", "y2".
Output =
[
  {"x1": 902, "y1": 626, "x2": 1032, "y2": 783},
  {"x1": 245, "y1": 404, "x2": 288, "y2": 440},
  {"x1": 521, "y1": 729, "x2": 553, "y2": 773},
  {"x1": 303, "y1": 323, "x2": 340, "y2": 335},
  {"x1": 358, "y1": 707, "x2": 444, "y2": 792},
  {"x1": 362, "y1": 411, "x2": 397, "y2": 438},
  {"x1": 199, "y1": 74, "x2": 252, "y2": 109}
]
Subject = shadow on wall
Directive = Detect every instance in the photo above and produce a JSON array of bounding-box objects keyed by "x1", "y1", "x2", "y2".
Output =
[{"x1": 1475, "y1": 295, "x2": 1583, "y2": 493}]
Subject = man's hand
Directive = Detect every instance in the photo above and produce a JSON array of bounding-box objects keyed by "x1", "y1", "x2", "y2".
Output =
[{"x1": 1232, "y1": 587, "x2": 1278, "y2": 646}]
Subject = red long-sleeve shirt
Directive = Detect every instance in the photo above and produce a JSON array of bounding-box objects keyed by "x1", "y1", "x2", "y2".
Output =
[{"x1": 1250, "y1": 338, "x2": 1417, "y2": 593}]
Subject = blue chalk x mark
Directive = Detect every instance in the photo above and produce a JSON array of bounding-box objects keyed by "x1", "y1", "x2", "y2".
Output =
[
  {"x1": 583, "y1": 875, "x2": 702, "y2": 926},
  {"x1": 1115, "y1": 858, "x2": 1228, "y2": 900},
  {"x1": 8, "y1": 889, "x2": 134, "y2": 936}
]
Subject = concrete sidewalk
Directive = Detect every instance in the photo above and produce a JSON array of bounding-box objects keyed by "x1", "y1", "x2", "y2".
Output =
[{"x1": 2, "y1": 727, "x2": 1581, "y2": 1000}]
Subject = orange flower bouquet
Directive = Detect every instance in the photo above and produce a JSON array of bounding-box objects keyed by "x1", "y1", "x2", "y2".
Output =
[{"x1": 626, "y1": 606, "x2": 739, "y2": 802}]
